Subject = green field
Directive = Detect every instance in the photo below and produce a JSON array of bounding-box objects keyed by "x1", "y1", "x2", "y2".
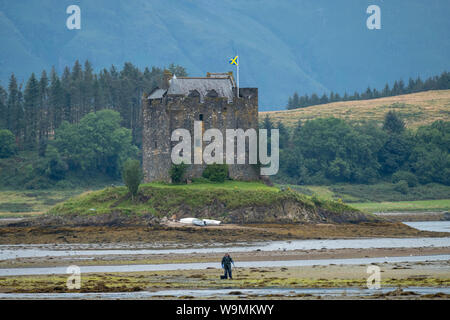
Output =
[
  {"x1": 1, "y1": 181, "x2": 448, "y2": 218},
  {"x1": 281, "y1": 183, "x2": 450, "y2": 213},
  {"x1": 351, "y1": 199, "x2": 450, "y2": 213},
  {"x1": 0, "y1": 189, "x2": 85, "y2": 218}
]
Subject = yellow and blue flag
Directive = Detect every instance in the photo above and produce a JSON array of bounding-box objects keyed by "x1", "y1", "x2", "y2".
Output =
[{"x1": 229, "y1": 55, "x2": 238, "y2": 66}]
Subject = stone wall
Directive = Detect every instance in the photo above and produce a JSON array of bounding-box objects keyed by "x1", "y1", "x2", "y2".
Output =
[{"x1": 142, "y1": 88, "x2": 260, "y2": 182}]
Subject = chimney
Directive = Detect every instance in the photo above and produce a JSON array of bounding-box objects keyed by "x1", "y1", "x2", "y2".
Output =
[{"x1": 162, "y1": 70, "x2": 173, "y2": 89}]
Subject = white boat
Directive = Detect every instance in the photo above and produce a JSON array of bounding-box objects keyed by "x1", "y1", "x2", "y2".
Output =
[
  {"x1": 179, "y1": 218, "x2": 200, "y2": 224},
  {"x1": 179, "y1": 217, "x2": 221, "y2": 226},
  {"x1": 193, "y1": 219, "x2": 207, "y2": 226},
  {"x1": 202, "y1": 219, "x2": 222, "y2": 226}
]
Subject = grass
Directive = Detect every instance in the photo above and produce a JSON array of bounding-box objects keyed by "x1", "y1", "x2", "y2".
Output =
[
  {"x1": 285, "y1": 182, "x2": 450, "y2": 203},
  {"x1": 280, "y1": 183, "x2": 450, "y2": 213},
  {"x1": 351, "y1": 199, "x2": 450, "y2": 213},
  {"x1": 0, "y1": 189, "x2": 85, "y2": 218},
  {"x1": 46, "y1": 180, "x2": 367, "y2": 224},
  {"x1": 47, "y1": 180, "x2": 308, "y2": 217},
  {"x1": 260, "y1": 90, "x2": 450, "y2": 129}
]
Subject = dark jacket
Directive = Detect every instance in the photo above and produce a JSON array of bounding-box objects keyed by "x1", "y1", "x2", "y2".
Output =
[{"x1": 221, "y1": 255, "x2": 234, "y2": 269}]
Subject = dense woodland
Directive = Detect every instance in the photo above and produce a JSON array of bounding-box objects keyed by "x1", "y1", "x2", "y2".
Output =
[
  {"x1": 0, "y1": 60, "x2": 187, "y2": 150},
  {"x1": 286, "y1": 72, "x2": 450, "y2": 109},
  {"x1": 261, "y1": 113, "x2": 450, "y2": 187},
  {"x1": 0, "y1": 62, "x2": 449, "y2": 190}
]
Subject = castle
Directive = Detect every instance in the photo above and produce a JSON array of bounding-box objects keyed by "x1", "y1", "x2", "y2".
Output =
[{"x1": 142, "y1": 71, "x2": 259, "y2": 182}]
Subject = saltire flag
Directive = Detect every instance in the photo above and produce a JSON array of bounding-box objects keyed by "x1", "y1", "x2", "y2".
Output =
[{"x1": 229, "y1": 55, "x2": 238, "y2": 66}]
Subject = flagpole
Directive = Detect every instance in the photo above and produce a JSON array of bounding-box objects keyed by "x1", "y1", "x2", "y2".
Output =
[{"x1": 237, "y1": 56, "x2": 239, "y2": 98}]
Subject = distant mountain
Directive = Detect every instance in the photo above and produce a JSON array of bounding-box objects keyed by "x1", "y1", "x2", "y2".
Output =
[{"x1": 0, "y1": 0, "x2": 449, "y2": 110}]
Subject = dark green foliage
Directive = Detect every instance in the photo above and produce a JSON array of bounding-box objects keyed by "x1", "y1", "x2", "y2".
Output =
[
  {"x1": 122, "y1": 159, "x2": 142, "y2": 201},
  {"x1": 280, "y1": 118, "x2": 383, "y2": 184},
  {"x1": 23, "y1": 73, "x2": 40, "y2": 149},
  {"x1": 409, "y1": 121, "x2": 450, "y2": 185},
  {"x1": 202, "y1": 163, "x2": 229, "y2": 182},
  {"x1": 394, "y1": 180, "x2": 409, "y2": 194},
  {"x1": 378, "y1": 134, "x2": 412, "y2": 174},
  {"x1": 276, "y1": 114, "x2": 449, "y2": 186},
  {"x1": 392, "y1": 171, "x2": 418, "y2": 187},
  {"x1": 170, "y1": 162, "x2": 187, "y2": 183},
  {"x1": 0, "y1": 85, "x2": 7, "y2": 129},
  {"x1": 44, "y1": 145, "x2": 68, "y2": 180},
  {"x1": 276, "y1": 121, "x2": 289, "y2": 149},
  {"x1": 383, "y1": 111, "x2": 405, "y2": 134},
  {"x1": 52, "y1": 110, "x2": 138, "y2": 177},
  {"x1": 2, "y1": 60, "x2": 185, "y2": 151},
  {"x1": 0, "y1": 129, "x2": 17, "y2": 158}
]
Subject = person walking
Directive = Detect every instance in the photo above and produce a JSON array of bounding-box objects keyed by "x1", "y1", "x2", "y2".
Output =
[{"x1": 221, "y1": 253, "x2": 235, "y2": 279}]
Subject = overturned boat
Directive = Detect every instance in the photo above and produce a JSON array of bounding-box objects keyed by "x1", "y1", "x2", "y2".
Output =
[{"x1": 179, "y1": 218, "x2": 221, "y2": 226}]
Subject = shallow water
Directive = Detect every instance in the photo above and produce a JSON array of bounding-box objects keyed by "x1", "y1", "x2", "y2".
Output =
[
  {"x1": 0, "y1": 286, "x2": 448, "y2": 299},
  {"x1": 1, "y1": 236, "x2": 450, "y2": 260},
  {"x1": 0, "y1": 254, "x2": 449, "y2": 276},
  {"x1": 404, "y1": 221, "x2": 450, "y2": 233}
]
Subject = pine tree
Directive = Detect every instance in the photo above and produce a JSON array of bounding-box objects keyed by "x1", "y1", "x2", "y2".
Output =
[
  {"x1": 61, "y1": 66, "x2": 72, "y2": 123},
  {"x1": 7, "y1": 74, "x2": 24, "y2": 145},
  {"x1": 407, "y1": 78, "x2": 415, "y2": 93},
  {"x1": 0, "y1": 85, "x2": 7, "y2": 129},
  {"x1": 310, "y1": 93, "x2": 319, "y2": 105},
  {"x1": 38, "y1": 70, "x2": 49, "y2": 141},
  {"x1": 71, "y1": 60, "x2": 83, "y2": 122},
  {"x1": 319, "y1": 93, "x2": 328, "y2": 104},
  {"x1": 329, "y1": 92, "x2": 335, "y2": 102},
  {"x1": 392, "y1": 81, "x2": 400, "y2": 96},
  {"x1": 398, "y1": 79, "x2": 405, "y2": 94},
  {"x1": 364, "y1": 87, "x2": 373, "y2": 99},
  {"x1": 383, "y1": 110, "x2": 405, "y2": 134},
  {"x1": 382, "y1": 83, "x2": 390, "y2": 97},
  {"x1": 276, "y1": 121, "x2": 289, "y2": 149},
  {"x1": 414, "y1": 76, "x2": 423, "y2": 92},
  {"x1": 49, "y1": 67, "x2": 64, "y2": 131},
  {"x1": 292, "y1": 92, "x2": 300, "y2": 108},
  {"x1": 24, "y1": 73, "x2": 40, "y2": 149},
  {"x1": 83, "y1": 60, "x2": 94, "y2": 115}
]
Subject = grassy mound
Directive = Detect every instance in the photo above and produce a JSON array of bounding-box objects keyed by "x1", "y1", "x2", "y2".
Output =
[{"x1": 45, "y1": 181, "x2": 378, "y2": 225}]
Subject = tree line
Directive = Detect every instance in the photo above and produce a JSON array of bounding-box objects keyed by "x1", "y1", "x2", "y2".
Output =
[
  {"x1": 261, "y1": 112, "x2": 449, "y2": 187},
  {"x1": 0, "y1": 60, "x2": 186, "y2": 151},
  {"x1": 287, "y1": 71, "x2": 450, "y2": 109}
]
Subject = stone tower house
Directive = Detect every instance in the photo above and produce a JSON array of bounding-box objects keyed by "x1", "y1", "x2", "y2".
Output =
[{"x1": 142, "y1": 72, "x2": 259, "y2": 182}]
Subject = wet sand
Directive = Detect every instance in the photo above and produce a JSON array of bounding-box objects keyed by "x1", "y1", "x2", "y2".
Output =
[
  {"x1": 0, "y1": 221, "x2": 448, "y2": 299},
  {"x1": 1, "y1": 246, "x2": 450, "y2": 268},
  {"x1": 1, "y1": 222, "x2": 449, "y2": 244},
  {"x1": 0, "y1": 260, "x2": 448, "y2": 299}
]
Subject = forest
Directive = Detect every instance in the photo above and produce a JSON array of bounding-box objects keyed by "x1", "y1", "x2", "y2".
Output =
[
  {"x1": 0, "y1": 61, "x2": 448, "y2": 191},
  {"x1": 261, "y1": 113, "x2": 449, "y2": 187}
]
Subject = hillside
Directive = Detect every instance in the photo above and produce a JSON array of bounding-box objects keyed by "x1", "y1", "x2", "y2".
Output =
[
  {"x1": 37, "y1": 181, "x2": 378, "y2": 225},
  {"x1": 260, "y1": 90, "x2": 450, "y2": 128},
  {"x1": 1, "y1": 0, "x2": 449, "y2": 108}
]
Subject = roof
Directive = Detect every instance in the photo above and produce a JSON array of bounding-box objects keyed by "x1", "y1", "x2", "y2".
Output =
[
  {"x1": 167, "y1": 75, "x2": 235, "y2": 103},
  {"x1": 148, "y1": 88, "x2": 167, "y2": 99}
]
